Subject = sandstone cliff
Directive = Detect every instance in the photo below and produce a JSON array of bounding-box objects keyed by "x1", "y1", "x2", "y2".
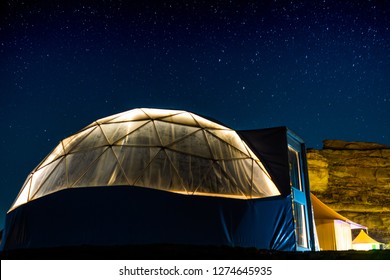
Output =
[{"x1": 307, "y1": 140, "x2": 390, "y2": 246}]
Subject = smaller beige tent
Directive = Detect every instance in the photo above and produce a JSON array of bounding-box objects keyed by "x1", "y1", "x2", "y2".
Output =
[
  {"x1": 311, "y1": 194, "x2": 366, "y2": 251},
  {"x1": 352, "y1": 230, "x2": 384, "y2": 250}
]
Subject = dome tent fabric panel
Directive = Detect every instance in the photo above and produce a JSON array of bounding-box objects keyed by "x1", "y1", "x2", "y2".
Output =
[
  {"x1": 99, "y1": 120, "x2": 149, "y2": 144},
  {"x1": 9, "y1": 108, "x2": 280, "y2": 212}
]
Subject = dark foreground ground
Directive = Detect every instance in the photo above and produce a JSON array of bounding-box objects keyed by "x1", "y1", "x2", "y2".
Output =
[{"x1": 1, "y1": 245, "x2": 389, "y2": 260}]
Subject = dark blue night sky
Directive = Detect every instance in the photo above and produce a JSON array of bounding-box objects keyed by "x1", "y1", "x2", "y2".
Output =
[{"x1": 1, "y1": 0, "x2": 389, "y2": 229}]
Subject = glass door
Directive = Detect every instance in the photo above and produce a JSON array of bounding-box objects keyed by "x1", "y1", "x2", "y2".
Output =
[{"x1": 288, "y1": 136, "x2": 311, "y2": 251}]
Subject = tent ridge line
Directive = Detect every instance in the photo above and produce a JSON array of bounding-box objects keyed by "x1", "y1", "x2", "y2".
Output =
[
  {"x1": 109, "y1": 120, "x2": 152, "y2": 146},
  {"x1": 29, "y1": 157, "x2": 65, "y2": 201},
  {"x1": 63, "y1": 125, "x2": 97, "y2": 154},
  {"x1": 205, "y1": 129, "x2": 251, "y2": 158},
  {"x1": 108, "y1": 146, "x2": 133, "y2": 186},
  {"x1": 213, "y1": 160, "x2": 249, "y2": 198},
  {"x1": 132, "y1": 147, "x2": 164, "y2": 186},
  {"x1": 192, "y1": 160, "x2": 215, "y2": 194},
  {"x1": 69, "y1": 147, "x2": 111, "y2": 189},
  {"x1": 159, "y1": 148, "x2": 188, "y2": 193},
  {"x1": 163, "y1": 128, "x2": 203, "y2": 147}
]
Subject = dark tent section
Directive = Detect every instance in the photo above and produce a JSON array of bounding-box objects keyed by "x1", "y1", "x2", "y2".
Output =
[
  {"x1": 238, "y1": 127, "x2": 317, "y2": 251},
  {"x1": 1, "y1": 186, "x2": 295, "y2": 251},
  {"x1": 238, "y1": 127, "x2": 290, "y2": 196}
]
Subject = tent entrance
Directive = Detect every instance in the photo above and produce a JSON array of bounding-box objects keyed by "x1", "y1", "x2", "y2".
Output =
[{"x1": 288, "y1": 133, "x2": 312, "y2": 251}]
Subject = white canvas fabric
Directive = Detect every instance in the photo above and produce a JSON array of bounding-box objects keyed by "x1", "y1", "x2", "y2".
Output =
[{"x1": 10, "y1": 108, "x2": 280, "y2": 211}]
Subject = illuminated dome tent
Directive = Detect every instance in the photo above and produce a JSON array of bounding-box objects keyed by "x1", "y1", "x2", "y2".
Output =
[
  {"x1": 10, "y1": 108, "x2": 279, "y2": 210},
  {"x1": 1, "y1": 108, "x2": 316, "y2": 252}
]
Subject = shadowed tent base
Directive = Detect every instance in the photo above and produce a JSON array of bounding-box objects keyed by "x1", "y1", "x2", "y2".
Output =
[{"x1": 1, "y1": 186, "x2": 295, "y2": 252}]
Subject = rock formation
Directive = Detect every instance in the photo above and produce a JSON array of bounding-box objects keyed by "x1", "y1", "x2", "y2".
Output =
[{"x1": 307, "y1": 140, "x2": 390, "y2": 246}]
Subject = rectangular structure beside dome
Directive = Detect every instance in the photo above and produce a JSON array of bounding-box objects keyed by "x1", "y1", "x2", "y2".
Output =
[{"x1": 238, "y1": 127, "x2": 316, "y2": 251}]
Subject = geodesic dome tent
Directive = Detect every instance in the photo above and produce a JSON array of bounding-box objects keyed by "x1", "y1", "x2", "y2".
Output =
[
  {"x1": 11, "y1": 108, "x2": 280, "y2": 211},
  {"x1": 1, "y1": 108, "x2": 312, "y2": 252}
]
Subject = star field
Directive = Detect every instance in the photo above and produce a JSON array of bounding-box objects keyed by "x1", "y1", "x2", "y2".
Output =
[{"x1": 0, "y1": 0, "x2": 389, "y2": 229}]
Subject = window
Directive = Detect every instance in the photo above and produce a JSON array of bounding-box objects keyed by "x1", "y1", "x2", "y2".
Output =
[
  {"x1": 293, "y1": 202, "x2": 308, "y2": 248},
  {"x1": 288, "y1": 146, "x2": 302, "y2": 191}
]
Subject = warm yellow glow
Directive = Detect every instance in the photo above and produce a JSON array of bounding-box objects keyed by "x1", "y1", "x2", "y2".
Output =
[
  {"x1": 172, "y1": 190, "x2": 266, "y2": 199},
  {"x1": 352, "y1": 230, "x2": 383, "y2": 250},
  {"x1": 160, "y1": 112, "x2": 199, "y2": 126},
  {"x1": 8, "y1": 178, "x2": 30, "y2": 212}
]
